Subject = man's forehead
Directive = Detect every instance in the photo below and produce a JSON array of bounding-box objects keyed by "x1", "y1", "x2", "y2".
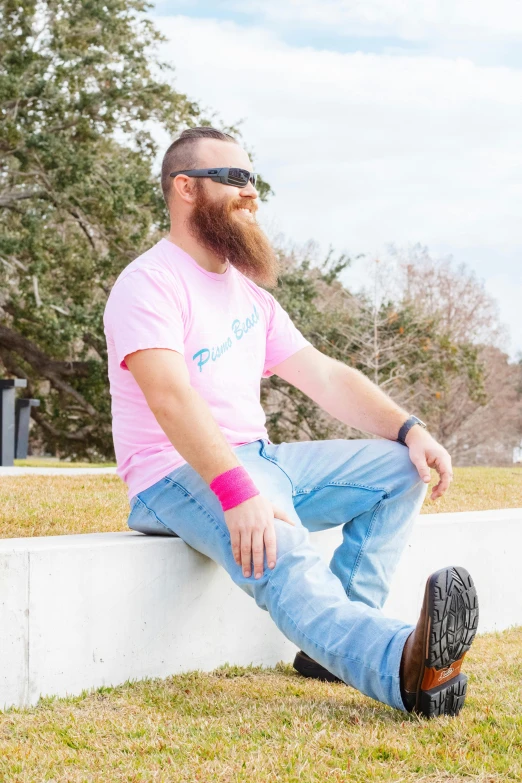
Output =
[{"x1": 196, "y1": 138, "x2": 252, "y2": 169}]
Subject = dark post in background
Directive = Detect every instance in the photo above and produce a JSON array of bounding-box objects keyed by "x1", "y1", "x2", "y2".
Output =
[
  {"x1": 0, "y1": 379, "x2": 40, "y2": 466},
  {"x1": 15, "y1": 398, "x2": 41, "y2": 459}
]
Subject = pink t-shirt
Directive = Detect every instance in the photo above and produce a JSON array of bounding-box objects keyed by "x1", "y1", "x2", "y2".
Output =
[{"x1": 103, "y1": 238, "x2": 312, "y2": 499}]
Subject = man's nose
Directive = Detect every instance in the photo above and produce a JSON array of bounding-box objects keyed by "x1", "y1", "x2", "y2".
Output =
[{"x1": 239, "y1": 180, "x2": 258, "y2": 199}]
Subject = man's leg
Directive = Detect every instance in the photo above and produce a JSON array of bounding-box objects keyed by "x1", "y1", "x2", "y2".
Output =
[
  {"x1": 263, "y1": 437, "x2": 428, "y2": 610},
  {"x1": 128, "y1": 439, "x2": 414, "y2": 712},
  {"x1": 258, "y1": 437, "x2": 478, "y2": 716}
]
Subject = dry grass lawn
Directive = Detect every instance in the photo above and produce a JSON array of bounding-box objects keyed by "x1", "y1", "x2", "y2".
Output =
[
  {"x1": 0, "y1": 466, "x2": 521, "y2": 539},
  {"x1": 14, "y1": 459, "x2": 116, "y2": 468},
  {"x1": 1, "y1": 627, "x2": 521, "y2": 782},
  {"x1": 1, "y1": 467, "x2": 521, "y2": 780}
]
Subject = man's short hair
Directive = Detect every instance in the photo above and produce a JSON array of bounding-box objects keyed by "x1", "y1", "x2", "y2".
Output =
[{"x1": 161, "y1": 127, "x2": 238, "y2": 206}]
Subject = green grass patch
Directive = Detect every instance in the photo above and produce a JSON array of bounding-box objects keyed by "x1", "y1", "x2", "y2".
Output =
[
  {"x1": 1, "y1": 627, "x2": 521, "y2": 782},
  {"x1": 14, "y1": 458, "x2": 116, "y2": 468},
  {"x1": 0, "y1": 466, "x2": 520, "y2": 539}
]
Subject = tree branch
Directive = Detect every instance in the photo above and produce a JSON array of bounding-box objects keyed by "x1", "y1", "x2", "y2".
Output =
[
  {"x1": 30, "y1": 410, "x2": 98, "y2": 442},
  {"x1": 0, "y1": 189, "x2": 50, "y2": 208},
  {"x1": 0, "y1": 324, "x2": 93, "y2": 379}
]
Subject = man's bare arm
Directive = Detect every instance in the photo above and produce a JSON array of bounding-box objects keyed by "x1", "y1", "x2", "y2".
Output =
[
  {"x1": 126, "y1": 348, "x2": 240, "y2": 483},
  {"x1": 270, "y1": 346, "x2": 453, "y2": 500},
  {"x1": 125, "y1": 348, "x2": 294, "y2": 579},
  {"x1": 268, "y1": 346, "x2": 409, "y2": 439}
]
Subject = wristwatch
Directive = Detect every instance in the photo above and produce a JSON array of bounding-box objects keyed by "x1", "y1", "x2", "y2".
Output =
[{"x1": 397, "y1": 415, "x2": 427, "y2": 445}]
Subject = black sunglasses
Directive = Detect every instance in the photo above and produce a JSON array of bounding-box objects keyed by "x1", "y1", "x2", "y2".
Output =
[{"x1": 169, "y1": 167, "x2": 258, "y2": 188}]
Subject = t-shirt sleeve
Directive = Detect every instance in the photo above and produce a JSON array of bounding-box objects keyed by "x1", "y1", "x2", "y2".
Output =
[
  {"x1": 262, "y1": 293, "x2": 313, "y2": 378},
  {"x1": 104, "y1": 269, "x2": 185, "y2": 370}
]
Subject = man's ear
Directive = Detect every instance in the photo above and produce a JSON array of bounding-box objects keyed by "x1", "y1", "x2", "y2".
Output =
[{"x1": 172, "y1": 174, "x2": 197, "y2": 205}]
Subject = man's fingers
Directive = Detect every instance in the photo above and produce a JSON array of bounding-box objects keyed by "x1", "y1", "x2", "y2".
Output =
[
  {"x1": 264, "y1": 522, "x2": 277, "y2": 571},
  {"x1": 230, "y1": 529, "x2": 241, "y2": 565},
  {"x1": 231, "y1": 503, "x2": 294, "y2": 578},
  {"x1": 411, "y1": 452, "x2": 431, "y2": 483},
  {"x1": 251, "y1": 528, "x2": 265, "y2": 579},
  {"x1": 272, "y1": 506, "x2": 295, "y2": 526},
  {"x1": 240, "y1": 531, "x2": 252, "y2": 577},
  {"x1": 432, "y1": 460, "x2": 453, "y2": 498}
]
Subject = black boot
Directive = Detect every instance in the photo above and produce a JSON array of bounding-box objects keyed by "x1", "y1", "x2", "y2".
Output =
[{"x1": 293, "y1": 650, "x2": 343, "y2": 683}]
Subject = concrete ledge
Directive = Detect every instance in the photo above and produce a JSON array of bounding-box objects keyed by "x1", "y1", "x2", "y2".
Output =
[{"x1": 1, "y1": 508, "x2": 521, "y2": 710}]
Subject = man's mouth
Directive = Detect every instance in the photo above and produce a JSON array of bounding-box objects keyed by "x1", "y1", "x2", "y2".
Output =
[{"x1": 236, "y1": 207, "x2": 255, "y2": 220}]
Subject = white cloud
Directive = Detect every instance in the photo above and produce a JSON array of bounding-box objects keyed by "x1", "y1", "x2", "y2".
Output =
[
  {"x1": 155, "y1": 15, "x2": 522, "y2": 355},
  {"x1": 231, "y1": 0, "x2": 522, "y2": 39}
]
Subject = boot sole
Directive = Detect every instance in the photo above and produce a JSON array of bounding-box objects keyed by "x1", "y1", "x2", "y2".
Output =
[{"x1": 416, "y1": 566, "x2": 479, "y2": 718}]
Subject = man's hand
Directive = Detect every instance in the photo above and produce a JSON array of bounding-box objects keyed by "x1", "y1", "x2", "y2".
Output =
[
  {"x1": 405, "y1": 426, "x2": 453, "y2": 501},
  {"x1": 224, "y1": 495, "x2": 295, "y2": 579}
]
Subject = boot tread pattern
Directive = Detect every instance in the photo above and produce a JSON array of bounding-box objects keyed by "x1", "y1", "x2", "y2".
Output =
[
  {"x1": 417, "y1": 566, "x2": 478, "y2": 718},
  {"x1": 428, "y1": 566, "x2": 479, "y2": 670},
  {"x1": 419, "y1": 674, "x2": 468, "y2": 717}
]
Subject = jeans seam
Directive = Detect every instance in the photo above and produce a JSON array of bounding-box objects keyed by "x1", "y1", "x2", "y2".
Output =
[
  {"x1": 259, "y1": 440, "x2": 296, "y2": 495},
  {"x1": 294, "y1": 481, "x2": 389, "y2": 495},
  {"x1": 346, "y1": 496, "x2": 385, "y2": 600},
  {"x1": 160, "y1": 477, "x2": 230, "y2": 543},
  {"x1": 267, "y1": 578, "x2": 393, "y2": 676},
  {"x1": 131, "y1": 496, "x2": 176, "y2": 535}
]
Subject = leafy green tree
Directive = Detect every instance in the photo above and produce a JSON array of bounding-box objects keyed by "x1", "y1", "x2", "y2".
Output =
[
  {"x1": 0, "y1": 0, "x2": 272, "y2": 458},
  {"x1": 0, "y1": 0, "x2": 499, "y2": 462}
]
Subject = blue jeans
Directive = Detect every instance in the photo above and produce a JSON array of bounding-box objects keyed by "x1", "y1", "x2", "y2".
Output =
[{"x1": 127, "y1": 437, "x2": 427, "y2": 711}]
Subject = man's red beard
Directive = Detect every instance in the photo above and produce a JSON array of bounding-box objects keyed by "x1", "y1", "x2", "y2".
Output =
[{"x1": 187, "y1": 180, "x2": 281, "y2": 288}]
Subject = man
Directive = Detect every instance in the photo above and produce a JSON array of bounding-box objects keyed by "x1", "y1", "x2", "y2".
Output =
[{"x1": 103, "y1": 126, "x2": 479, "y2": 719}]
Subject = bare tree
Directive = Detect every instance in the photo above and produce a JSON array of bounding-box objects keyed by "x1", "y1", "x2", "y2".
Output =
[
  {"x1": 442, "y1": 346, "x2": 522, "y2": 465},
  {"x1": 262, "y1": 247, "x2": 486, "y2": 448},
  {"x1": 389, "y1": 243, "x2": 508, "y2": 348},
  {"x1": 383, "y1": 245, "x2": 521, "y2": 464}
]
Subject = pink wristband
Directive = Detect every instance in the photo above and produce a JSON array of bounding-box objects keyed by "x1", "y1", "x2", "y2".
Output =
[{"x1": 210, "y1": 466, "x2": 260, "y2": 512}]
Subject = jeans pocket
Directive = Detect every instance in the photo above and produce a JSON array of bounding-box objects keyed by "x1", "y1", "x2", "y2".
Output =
[{"x1": 127, "y1": 497, "x2": 178, "y2": 537}]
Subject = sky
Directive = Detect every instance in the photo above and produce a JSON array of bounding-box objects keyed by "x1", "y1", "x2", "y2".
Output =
[{"x1": 149, "y1": 1, "x2": 522, "y2": 358}]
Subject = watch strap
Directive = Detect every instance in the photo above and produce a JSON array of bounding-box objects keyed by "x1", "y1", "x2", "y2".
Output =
[{"x1": 397, "y1": 415, "x2": 426, "y2": 445}]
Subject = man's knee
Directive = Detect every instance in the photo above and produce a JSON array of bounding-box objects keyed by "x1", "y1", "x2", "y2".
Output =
[{"x1": 384, "y1": 440, "x2": 428, "y2": 498}]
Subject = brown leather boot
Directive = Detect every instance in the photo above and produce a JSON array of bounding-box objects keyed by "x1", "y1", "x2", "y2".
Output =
[{"x1": 400, "y1": 566, "x2": 479, "y2": 718}]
